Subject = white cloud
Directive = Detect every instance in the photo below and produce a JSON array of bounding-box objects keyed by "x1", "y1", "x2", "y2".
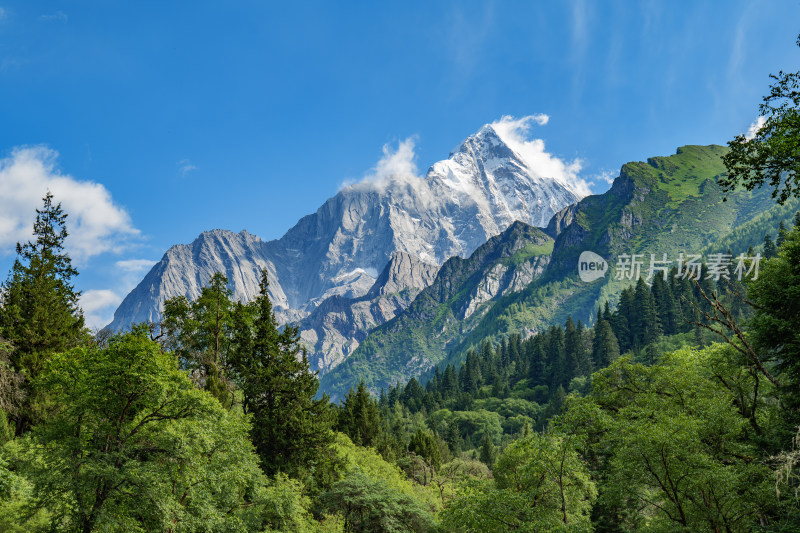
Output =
[
  {"x1": 0, "y1": 146, "x2": 139, "y2": 262},
  {"x1": 745, "y1": 116, "x2": 766, "y2": 140},
  {"x1": 80, "y1": 289, "x2": 122, "y2": 331},
  {"x1": 39, "y1": 10, "x2": 67, "y2": 22},
  {"x1": 177, "y1": 158, "x2": 197, "y2": 177},
  {"x1": 371, "y1": 138, "x2": 418, "y2": 182},
  {"x1": 489, "y1": 115, "x2": 591, "y2": 198},
  {"x1": 115, "y1": 258, "x2": 157, "y2": 272},
  {"x1": 596, "y1": 170, "x2": 616, "y2": 185},
  {"x1": 340, "y1": 137, "x2": 422, "y2": 190}
]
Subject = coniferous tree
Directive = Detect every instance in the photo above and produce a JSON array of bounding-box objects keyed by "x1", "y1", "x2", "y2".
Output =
[
  {"x1": 442, "y1": 364, "x2": 459, "y2": 399},
  {"x1": 0, "y1": 193, "x2": 88, "y2": 432},
  {"x1": 409, "y1": 428, "x2": 442, "y2": 472},
  {"x1": 431, "y1": 366, "x2": 442, "y2": 392},
  {"x1": 479, "y1": 432, "x2": 496, "y2": 468},
  {"x1": 612, "y1": 288, "x2": 635, "y2": 352},
  {"x1": 764, "y1": 234, "x2": 778, "y2": 259},
  {"x1": 541, "y1": 385, "x2": 567, "y2": 424},
  {"x1": 632, "y1": 278, "x2": 662, "y2": 348},
  {"x1": 777, "y1": 221, "x2": 788, "y2": 248},
  {"x1": 232, "y1": 269, "x2": 333, "y2": 476},
  {"x1": 527, "y1": 334, "x2": 547, "y2": 386},
  {"x1": 445, "y1": 423, "x2": 462, "y2": 454},
  {"x1": 564, "y1": 317, "x2": 581, "y2": 380},
  {"x1": 547, "y1": 326, "x2": 567, "y2": 389},
  {"x1": 576, "y1": 319, "x2": 592, "y2": 376},
  {"x1": 340, "y1": 380, "x2": 382, "y2": 447},
  {"x1": 603, "y1": 301, "x2": 613, "y2": 322},
  {"x1": 592, "y1": 319, "x2": 620, "y2": 369},
  {"x1": 651, "y1": 274, "x2": 678, "y2": 335},
  {"x1": 670, "y1": 269, "x2": 696, "y2": 332}
]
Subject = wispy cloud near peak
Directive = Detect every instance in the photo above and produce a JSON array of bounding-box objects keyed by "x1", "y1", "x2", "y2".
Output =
[{"x1": 490, "y1": 115, "x2": 590, "y2": 198}]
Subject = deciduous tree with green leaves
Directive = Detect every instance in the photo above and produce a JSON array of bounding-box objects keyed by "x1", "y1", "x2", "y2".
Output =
[
  {"x1": 14, "y1": 329, "x2": 266, "y2": 532},
  {"x1": 749, "y1": 223, "x2": 800, "y2": 417},
  {"x1": 441, "y1": 432, "x2": 596, "y2": 532},
  {"x1": 560, "y1": 345, "x2": 777, "y2": 531}
]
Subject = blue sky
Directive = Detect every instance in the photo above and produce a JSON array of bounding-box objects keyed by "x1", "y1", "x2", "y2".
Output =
[{"x1": 0, "y1": 1, "x2": 798, "y2": 329}]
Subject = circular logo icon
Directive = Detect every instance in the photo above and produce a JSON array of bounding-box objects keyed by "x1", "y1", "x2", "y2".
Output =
[{"x1": 578, "y1": 251, "x2": 608, "y2": 282}]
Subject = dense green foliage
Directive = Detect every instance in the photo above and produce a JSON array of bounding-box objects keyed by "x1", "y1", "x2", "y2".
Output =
[
  {"x1": 15, "y1": 331, "x2": 268, "y2": 531},
  {"x1": 162, "y1": 272, "x2": 238, "y2": 406},
  {"x1": 748, "y1": 215, "x2": 800, "y2": 420},
  {"x1": 560, "y1": 345, "x2": 780, "y2": 531}
]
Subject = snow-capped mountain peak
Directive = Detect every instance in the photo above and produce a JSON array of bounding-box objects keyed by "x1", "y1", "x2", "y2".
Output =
[
  {"x1": 428, "y1": 121, "x2": 583, "y2": 229},
  {"x1": 107, "y1": 118, "x2": 582, "y2": 335}
]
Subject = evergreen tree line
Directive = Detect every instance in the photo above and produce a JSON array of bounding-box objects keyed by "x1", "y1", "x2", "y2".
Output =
[{"x1": 377, "y1": 256, "x2": 759, "y2": 450}]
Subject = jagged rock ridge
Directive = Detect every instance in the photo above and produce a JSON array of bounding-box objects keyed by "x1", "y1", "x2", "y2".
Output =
[{"x1": 299, "y1": 252, "x2": 438, "y2": 373}]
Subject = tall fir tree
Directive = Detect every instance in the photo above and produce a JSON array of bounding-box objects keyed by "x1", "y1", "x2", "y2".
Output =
[
  {"x1": 632, "y1": 277, "x2": 662, "y2": 348},
  {"x1": 575, "y1": 319, "x2": 592, "y2": 376},
  {"x1": 339, "y1": 380, "x2": 382, "y2": 447},
  {"x1": 564, "y1": 316, "x2": 582, "y2": 380},
  {"x1": 527, "y1": 334, "x2": 546, "y2": 386},
  {"x1": 777, "y1": 221, "x2": 788, "y2": 248},
  {"x1": 592, "y1": 319, "x2": 620, "y2": 369},
  {"x1": 547, "y1": 325, "x2": 567, "y2": 389},
  {"x1": 0, "y1": 193, "x2": 88, "y2": 432},
  {"x1": 603, "y1": 301, "x2": 613, "y2": 322},
  {"x1": 764, "y1": 234, "x2": 778, "y2": 259},
  {"x1": 479, "y1": 432, "x2": 496, "y2": 469},
  {"x1": 612, "y1": 287, "x2": 635, "y2": 352},
  {"x1": 231, "y1": 269, "x2": 333, "y2": 476},
  {"x1": 651, "y1": 274, "x2": 678, "y2": 335}
]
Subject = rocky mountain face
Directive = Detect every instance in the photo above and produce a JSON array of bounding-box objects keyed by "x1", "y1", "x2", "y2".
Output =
[
  {"x1": 299, "y1": 252, "x2": 438, "y2": 373},
  {"x1": 107, "y1": 122, "x2": 583, "y2": 340},
  {"x1": 319, "y1": 221, "x2": 553, "y2": 397},
  {"x1": 106, "y1": 229, "x2": 298, "y2": 328}
]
